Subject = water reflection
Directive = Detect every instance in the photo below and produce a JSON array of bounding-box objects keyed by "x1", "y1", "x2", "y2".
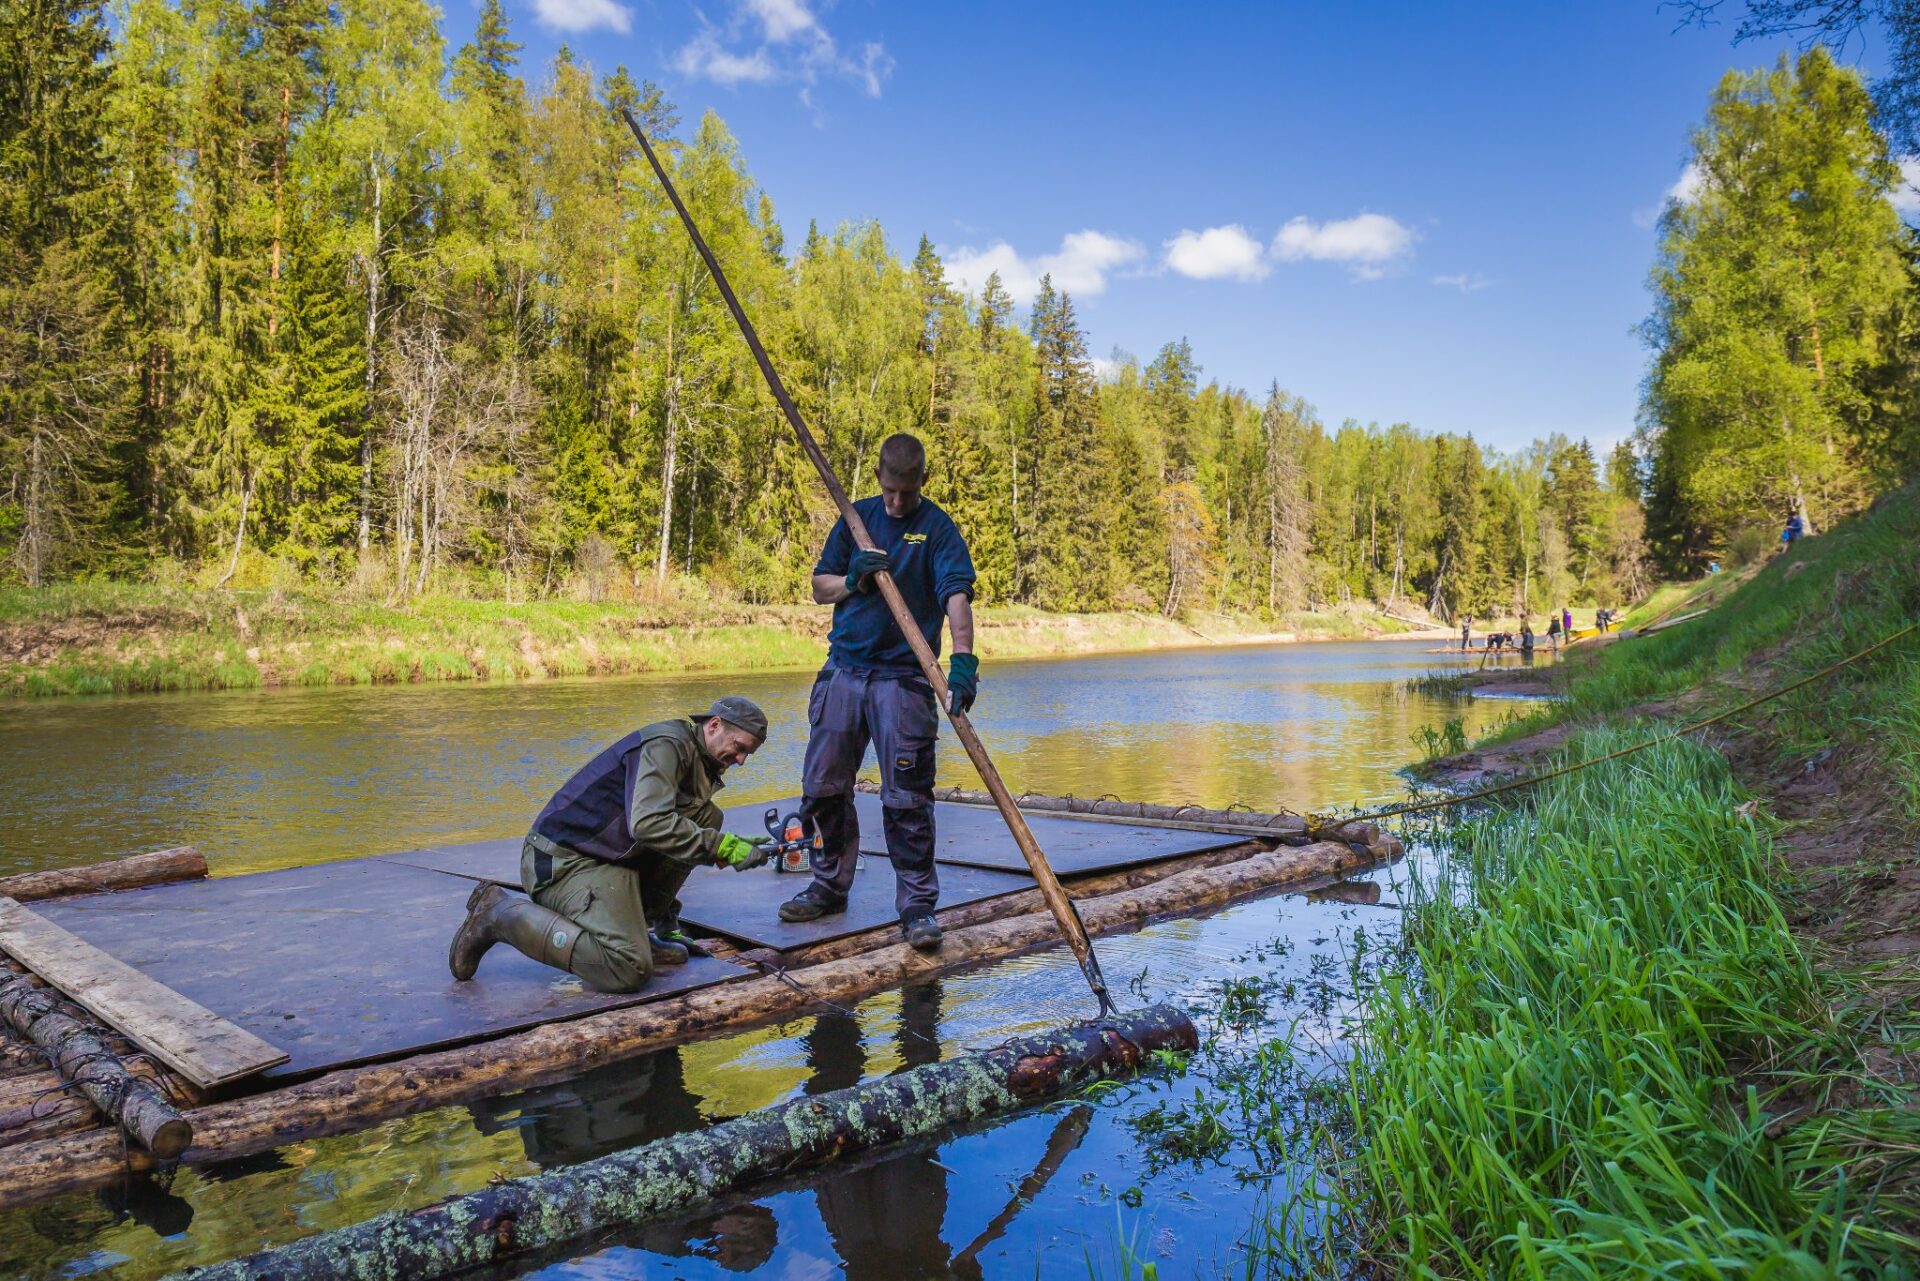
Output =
[
  {"x1": 803, "y1": 985, "x2": 959, "y2": 1280},
  {"x1": 0, "y1": 640, "x2": 1527, "y2": 877},
  {"x1": 473, "y1": 1052, "x2": 779, "y2": 1272}
]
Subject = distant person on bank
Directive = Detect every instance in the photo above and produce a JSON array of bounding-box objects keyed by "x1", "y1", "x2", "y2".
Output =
[
  {"x1": 779, "y1": 432, "x2": 978, "y2": 953},
  {"x1": 448, "y1": 697, "x2": 773, "y2": 993},
  {"x1": 1781, "y1": 510, "x2": 1805, "y2": 550}
]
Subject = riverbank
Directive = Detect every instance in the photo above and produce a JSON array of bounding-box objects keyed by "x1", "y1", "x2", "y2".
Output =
[
  {"x1": 0, "y1": 584, "x2": 1421, "y2": 697},
  {"x1": 1284, "y1": 484, "x2": 1920, "y2": 1270}
]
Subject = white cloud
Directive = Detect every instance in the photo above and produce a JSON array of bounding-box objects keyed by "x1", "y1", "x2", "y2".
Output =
[
  {"x1": 1271, "y1": 213, "x2": 1414, "y2": 278},
  {"x1": 746, "y1": 0, "x2": 817, "y2": 41},
  {"x1": 1634, "y1": 160, "x2": 1711, "y2": 228},
  {"x1": 1090, "y1": 355, "x2": 1122, "y2": 382},
  {"x1": 1890, "y1": 158, "x2": 1920, "y2": 215},
  {"x1": 1164, "y1": 225, "x2": 1269, "y2": 281},
  {"x1": 532, "y1": 0, "x2": 631, "y2": 34},
  {"x1": 1431, "y1": 272, "x2": 1492, "y2": 293},
  {"x1": 1667, "y1": 161, "x2": 1705, "y2": 205},
  {"x1": 674, "y1": 0, "x2": 892, "y2": 99},
  {"x1": 944, "y1": 230, "x2": 1146, "y2": 305},
  {"x1": 673, "y1": 31, "x2": 776, "y2": 85}
]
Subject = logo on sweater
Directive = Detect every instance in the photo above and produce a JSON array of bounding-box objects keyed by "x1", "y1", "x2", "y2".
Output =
[{"x1": 901, "y1": 532, "x2": 928, "y2": 545}]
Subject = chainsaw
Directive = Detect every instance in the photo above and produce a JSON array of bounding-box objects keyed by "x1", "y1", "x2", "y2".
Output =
[{"x1": 762, "y1": 807, "x2": 816, "y2": 873}]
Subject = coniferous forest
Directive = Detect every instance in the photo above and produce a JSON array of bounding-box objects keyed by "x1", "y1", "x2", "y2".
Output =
[{"x1": 4, "y1": 2, "x2": 1917, "y2": 618}]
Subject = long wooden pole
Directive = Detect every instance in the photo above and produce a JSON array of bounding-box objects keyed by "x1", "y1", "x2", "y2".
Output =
[{"x1": 619, "y1": 108, "x2": 1117, "y2": 1015}]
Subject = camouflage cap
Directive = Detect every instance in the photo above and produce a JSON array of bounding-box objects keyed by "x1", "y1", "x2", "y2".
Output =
[{"x1": 698, "y1": 695, "x2": 768, "y2": 741}]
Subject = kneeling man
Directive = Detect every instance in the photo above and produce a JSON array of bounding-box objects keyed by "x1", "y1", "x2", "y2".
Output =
[{"x1": 449, "y1": 697, "x2": 772, "y2": 993}]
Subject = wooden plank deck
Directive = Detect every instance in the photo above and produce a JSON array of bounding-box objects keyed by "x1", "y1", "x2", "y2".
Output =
[
  {"x1": 33, "y1": 861, "x2": 746, "y2": 1080},
  {"x1": 5, "y1": 798, "x2": 1240, "y2": 1083},
  {"x1": 0, "y1": 896, "x2": 288, "y2": 1089}
]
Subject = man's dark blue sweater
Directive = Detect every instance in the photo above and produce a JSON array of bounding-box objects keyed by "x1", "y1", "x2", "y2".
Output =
[{"x1": 814, "y1": 495, "x2": 975, "y2": 673}]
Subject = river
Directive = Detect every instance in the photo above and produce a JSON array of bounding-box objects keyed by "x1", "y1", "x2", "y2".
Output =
[{"x1": 0, "y1": 638, "x2": 1542, "y2": 1278}]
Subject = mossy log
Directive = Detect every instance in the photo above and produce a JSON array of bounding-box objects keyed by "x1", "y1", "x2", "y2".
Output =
[
  {"x1": 0, "y1": 848, "x2": 206, "y2": 903},
  {"x1": 173, "y1": 1005, "x2": 1196, "y2": 1281},
  {"x1": 0, "y1": 976, "x2": 190, "y2": 1157},
  {"x1": 0, "y1": 837, "x2": 1380, "y2": 1208},
  {"x1": 872, "y1": 782, "x2": 1402, "y2": 855}
]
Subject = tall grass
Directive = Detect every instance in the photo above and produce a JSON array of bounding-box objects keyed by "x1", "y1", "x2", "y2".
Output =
[{"x1": 1322, "y1": 733, "x2": 1918, "y2": 1275}]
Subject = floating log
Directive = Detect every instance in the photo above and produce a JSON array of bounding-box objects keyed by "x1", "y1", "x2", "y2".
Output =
[
  {"x1": 175, "y1": 1005, "x2": 1196, "y2": 1281},
  {"x1": 0, "y1": 836, "x2": 1379, "y2": 1207},
  {"x1": 0, "y1": 975, "x2": 190, "y2": 1157},
  {"x1": 877, "y1": 783, "x2": 1402, "y2": 856},
  {"x1": 0, "y1": 847, "x2": 206, "y2": 903}
]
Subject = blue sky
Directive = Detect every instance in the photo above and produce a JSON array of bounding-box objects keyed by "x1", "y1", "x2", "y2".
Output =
[{"x1": 486, "y1": 0, "x2": 1898, "y2": 456}]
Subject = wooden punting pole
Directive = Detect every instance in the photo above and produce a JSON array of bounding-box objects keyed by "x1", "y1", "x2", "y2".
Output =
[{"x1": 619, "y1": 107, "x2": 1120, "y2": 1017}]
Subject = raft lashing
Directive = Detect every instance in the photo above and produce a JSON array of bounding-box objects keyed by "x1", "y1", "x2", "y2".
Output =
[{"x1": 0, "y1": 792, "x2": 1401, "y2": 1212}]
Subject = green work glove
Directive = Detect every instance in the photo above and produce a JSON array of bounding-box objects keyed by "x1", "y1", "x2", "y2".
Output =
[
  {"x1": 946, "y1": 652, "x2": 979, "y2": 715},
  {"x1": 845, "y1": 547, "x2": 891, "y2": 594},
  {"x1": 716, "y1": 832, "x2": 772, "y2": 870}
]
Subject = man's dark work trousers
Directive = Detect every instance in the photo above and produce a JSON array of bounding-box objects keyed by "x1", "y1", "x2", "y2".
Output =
[{"x1": 799, "y1": 666, "x2": 938, "y2": 919}]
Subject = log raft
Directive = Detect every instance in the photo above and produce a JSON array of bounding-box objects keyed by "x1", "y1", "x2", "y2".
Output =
[
  {"x1": 174, "y1": 1006, "x2": 1198, "y2": 1281},
  {"x1": 869, "y1": 781, "x2": 1402, "y2": 854},
  {"x1": 0, "y1": 831, "x2": 1384, "y2": 1208},
  {"x1": 0, "y1": 794, "x2": 1398, "y2": 1209}
]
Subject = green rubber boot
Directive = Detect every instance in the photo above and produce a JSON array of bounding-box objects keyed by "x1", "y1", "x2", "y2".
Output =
[{"x1": 449, "y1": 882, "x2": 583, "y2": 981}]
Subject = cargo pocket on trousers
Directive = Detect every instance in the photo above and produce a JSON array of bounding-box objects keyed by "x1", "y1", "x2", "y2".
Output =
[{"x1": 885, "y1": 734, "x2": 937, "y2": 806}]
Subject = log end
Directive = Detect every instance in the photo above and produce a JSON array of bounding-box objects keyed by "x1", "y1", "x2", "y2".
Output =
[{"x1": 146, "y1": 1116, "x2": 193, "y2": 1160}]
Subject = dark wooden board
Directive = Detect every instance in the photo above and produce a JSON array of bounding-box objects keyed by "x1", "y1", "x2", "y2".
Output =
[
  {"x1": 722, "y1": 793, "x2": 1244, "y2": 875},
  {"x1": 35, "y1": 860, "x2": 745, "y2": 1079},
  {"x1": 0, "y1": 896, "x2": 288, "y2": 1088},
  {"x1": 378, "y1": 841, "x2": 1035, "y2": 952},
  {"x1": 674, "y1": 858, "x2": 1034, "y2": 951}
]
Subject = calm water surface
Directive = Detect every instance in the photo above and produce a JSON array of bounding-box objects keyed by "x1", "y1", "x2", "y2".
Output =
[{"x1": 0, "y1": 639, "x2": 1543, "y2": 1279}]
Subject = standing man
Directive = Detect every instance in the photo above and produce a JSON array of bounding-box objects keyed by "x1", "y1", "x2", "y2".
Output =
[
  {"x1": 779, "y1": 432, "x2": 977, "y2": 953},
  {"x1": 448, "y1": 697, "x2": 773, "y2": 993}
]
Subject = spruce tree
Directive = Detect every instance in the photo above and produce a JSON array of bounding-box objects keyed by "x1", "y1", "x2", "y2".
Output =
[{"x1": 0, "y1": 0, "x2": 126, "y2": 581}]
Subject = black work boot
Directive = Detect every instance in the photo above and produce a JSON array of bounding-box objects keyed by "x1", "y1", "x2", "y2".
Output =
[
  {"x1": 779, "y1": 885, "x2": 847, "y2": 923},
  {"x1": 648, "y1": 931, "x2": 690, "y2": 967},
  {"x1": 449, "y1": 882, "x2": 581, "y2": 980},
  {"x1": 902, "y1": 913, "x2": 942, "y2": 952},
  {"x1": 649, "y1": 904, "x2": 709, "y2": 962}
]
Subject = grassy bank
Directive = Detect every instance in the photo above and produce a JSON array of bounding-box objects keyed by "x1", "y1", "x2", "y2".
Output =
[
  {"x1": 1323, "y1": 735, "x2": 1918, "y2": 1274},
  {"x1": 0, "y1": 583, "x2": 1407, "y2": 697},
  {"x1": 1495, "y1": 481, "x2": 1920, "y2": 805},
  {"x1": 1207, "y1": 488, "x2": 1920, "y2": 1273}
]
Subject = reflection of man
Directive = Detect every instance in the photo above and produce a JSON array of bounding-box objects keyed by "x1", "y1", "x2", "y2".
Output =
[
  {"x1": 781, "y1": 433, "x2": 978, "y2": 952},
  {"x1": 805, "y1": 983, "x2": 957, "y2": 1277},
  {"x1": 470, "y1": 1051, "x2": 777, "y2": 1272},
  {"x1": 448, "y1": 697, "x2": 773, "y2": 992}
]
